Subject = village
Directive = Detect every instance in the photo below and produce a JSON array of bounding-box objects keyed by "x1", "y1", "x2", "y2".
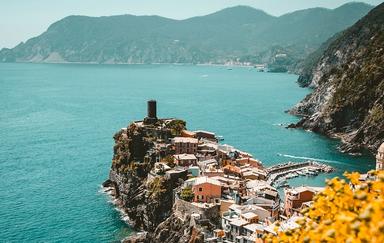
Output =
[{"x1": 125, "y1": 100, "x2": 345, "y2": 243}]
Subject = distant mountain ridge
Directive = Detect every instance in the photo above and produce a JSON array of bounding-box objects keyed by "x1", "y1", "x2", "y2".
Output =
[
  {"x1": 290, "y1": 2, "x2": 384, "y2": 154},
  {"x1": 0, "y1": 2, "x2": 373, "y2": 66}
]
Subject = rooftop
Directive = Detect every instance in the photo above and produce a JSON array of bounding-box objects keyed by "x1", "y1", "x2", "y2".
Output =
[
  {"x1": 174, "y1": 154, "x2": 197, "y2": 160},
  {"x1": 243, "y1": 223, "x2": 264, "y2": 232},
  {"x1": 194, "y1": 176, "x2": 222, "y2": 186},
  {"x1": 194, "y1": 130, "x2": 216, "y2": 136},
  {"x1": 241, "y1": 212, "x2": 258, "y2": 219},
  {"x1": 173, "y1": 137, "x2": 198, "y2": 143},
  {"x1": 230, "y1": 218, "x2": 249, "y2": 227},
  {"x1": 286, "y1": 186, "x2": 324, "y2": 194}
]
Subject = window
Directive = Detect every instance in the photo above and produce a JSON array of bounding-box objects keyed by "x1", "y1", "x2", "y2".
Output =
[{"x1": 199, "y1": 187, "x2": 203, "y2": 192}]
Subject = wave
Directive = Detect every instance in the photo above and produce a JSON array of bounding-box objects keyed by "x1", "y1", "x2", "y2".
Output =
[
  {"x1": 277, "y1": 153, "x2": 344, "y2": 165},
  {"x1": 99, "y1": 185, "x2": 131, "y2": 224}
]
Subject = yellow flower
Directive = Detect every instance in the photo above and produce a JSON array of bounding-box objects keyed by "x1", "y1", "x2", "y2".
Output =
[{"x1": 266, "y1": 171, "x2": 384, "y2": 242}]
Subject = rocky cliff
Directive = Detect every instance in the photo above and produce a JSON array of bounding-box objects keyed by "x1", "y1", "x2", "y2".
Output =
[
  {"x1": 103, "y1": 119, "x2": 204, "y2": 242},
  {"x1": 290, "y1": 3, "x2": 384, "y2": 154}
]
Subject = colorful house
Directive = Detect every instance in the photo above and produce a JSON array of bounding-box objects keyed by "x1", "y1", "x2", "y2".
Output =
[
  {"x1": 192, "y1": 177, "x2": 222, "y2": 203},
  {"x1": 236, "y1": 157, "x2": 263, "y2": 169},
  {"x1": 284, "y1": 186, "x2": 323, "y2": 216},
  {"x1": 172, "y1": 137, "x2": 198, "y2": 154},
  {"x1": 173, "y1": 154, "x2": 197, "y2": 167}
]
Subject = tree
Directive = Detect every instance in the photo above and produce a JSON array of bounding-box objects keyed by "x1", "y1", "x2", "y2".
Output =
[
  {"x1": 265, "y1": 170, "x2": 384, "y2": 242},
  {"x1": 166, "y1": 120, "x2": 186, "y2": 136}
]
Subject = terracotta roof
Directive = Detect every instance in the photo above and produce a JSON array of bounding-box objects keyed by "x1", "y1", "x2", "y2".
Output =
[{"x1": 224, "y1": 165, "x2": 241, "y2": 174}]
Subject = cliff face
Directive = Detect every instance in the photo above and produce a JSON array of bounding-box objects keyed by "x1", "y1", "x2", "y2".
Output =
[
  {"x1": 104, "y1": 119, "x2": 203, "y2": 242},
  {"x1": 291, "y1": 3, "x2": 384, "y2": 154}
]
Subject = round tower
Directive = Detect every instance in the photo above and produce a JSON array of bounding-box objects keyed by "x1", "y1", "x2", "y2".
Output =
[
  {"x1": 144, "y1": 100, "x2": 158, "y2": 125},
  {"x1": 376, "y1": 142, "x2": 384, "y2": 171},
  {"x1": 147, "y1": 100, "x2": 157, "y2": 119}
]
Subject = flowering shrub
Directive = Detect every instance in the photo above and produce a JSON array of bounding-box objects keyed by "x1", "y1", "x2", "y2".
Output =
[{"x1": 266, "y1": 171, "x2": 384, "y2": 242}]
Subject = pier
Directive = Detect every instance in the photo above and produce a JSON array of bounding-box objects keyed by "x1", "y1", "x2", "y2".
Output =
[{"x1": 265, "y1": 161, "x2": 334, "y2": 186}]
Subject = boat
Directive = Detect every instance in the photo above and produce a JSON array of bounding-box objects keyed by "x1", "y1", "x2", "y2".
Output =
[
  {"x1": 216, "y1": 135, "x2": 224, "y2": 141},
  {"x1": 297, "y1": 171, "x2": 305, "y2": 176}
]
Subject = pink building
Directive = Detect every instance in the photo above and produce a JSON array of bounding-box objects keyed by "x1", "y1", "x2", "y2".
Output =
[
  {"x1": 173, "y1": 137, "x2": 198, "y2": 154},
  {"x1": 192, "y1": 177, "x2": 222, "y2": 203}
]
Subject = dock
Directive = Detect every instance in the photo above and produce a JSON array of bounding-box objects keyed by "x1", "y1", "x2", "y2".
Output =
[{"x1": 265, "y1": 161, "x2": 334, "y2": 186}]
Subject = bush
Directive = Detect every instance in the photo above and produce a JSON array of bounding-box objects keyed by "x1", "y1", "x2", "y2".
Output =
[
  {"x1": 265, "y1": 171, "x2": 384, "y2": 242},
  {"x1": 166, "y1": 120, "x2": 186, "y2": 136},
  {"x1": 180, "y1": 186, "x2": 194, "y2": 202}
]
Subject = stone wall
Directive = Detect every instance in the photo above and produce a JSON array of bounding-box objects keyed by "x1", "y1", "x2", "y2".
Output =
[{"x1": 174, "y1": 197, "x2": 221, "y2": 226}]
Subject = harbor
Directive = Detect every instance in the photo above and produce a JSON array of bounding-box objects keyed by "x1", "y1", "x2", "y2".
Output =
[{"x1": 266, "y1": 161, "x2": 335, "y2": 188}]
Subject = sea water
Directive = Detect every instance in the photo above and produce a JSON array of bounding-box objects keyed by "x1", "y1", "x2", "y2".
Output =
[{"x1": 0, "y1": 63, "x2": 375, "y2": 242}]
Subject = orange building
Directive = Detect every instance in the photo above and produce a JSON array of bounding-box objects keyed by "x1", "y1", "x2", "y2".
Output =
[
  {"x1": 223, "y1": 165, "x2": 242, "y2": 177},
  {"x1": 236, "y1": 157, "x2": 263, "y2": 169},
  {"x1": 192, "y1": 177, "x2": 222, "y2": 203},
  {"x1": 181, "y1": 130, "x2": 196, "y2": 138},
  {"x1": 284, "y1": 186, "x2": 323, "y2": 216}
]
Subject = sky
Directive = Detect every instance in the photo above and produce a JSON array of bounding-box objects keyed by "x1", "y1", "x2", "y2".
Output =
[{"x1": 0, "y1": 0, "x2": 382, "y2": 49}]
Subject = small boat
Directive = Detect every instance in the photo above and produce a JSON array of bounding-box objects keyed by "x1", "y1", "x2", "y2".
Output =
[
  {"x1": 216, "y1": 135, "x2": 224, "y2": 141},
  {"x1": 297, "y1": 171, "x2": 304, "y2": 176}
]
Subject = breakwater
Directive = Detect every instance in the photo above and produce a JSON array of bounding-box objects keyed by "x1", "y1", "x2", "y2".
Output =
[{"x1": 266, "y1": 161, "x2": 334, "y2": 186}]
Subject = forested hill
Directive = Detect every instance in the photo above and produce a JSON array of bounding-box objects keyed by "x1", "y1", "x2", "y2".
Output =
[{"x1": 0, "y1": 3, "x2": 373, "y2": 68}]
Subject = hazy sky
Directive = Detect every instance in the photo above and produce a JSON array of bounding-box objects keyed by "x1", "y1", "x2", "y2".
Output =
[{"x1": 0, "y1": 0, "x2": 382, "y2": 49}]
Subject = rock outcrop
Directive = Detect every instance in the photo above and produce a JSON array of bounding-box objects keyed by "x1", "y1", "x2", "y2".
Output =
[
  {"x1": 104, "y1": 119, "x2": 204, "y2": 242},
  {"x1": 123, "y1": 213, "x2": 204, "y2": 243},
  {"x1": 290, "y1": 3, "x2": 384, "y2": 154}
]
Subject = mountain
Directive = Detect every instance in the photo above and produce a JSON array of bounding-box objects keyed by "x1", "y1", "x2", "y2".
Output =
[
  {"x1": 290, "y1": 2, "x2": 384, "y2": 154},
  {"x1": 0, "y1": 3, "x2": 373, "y2": 66}
]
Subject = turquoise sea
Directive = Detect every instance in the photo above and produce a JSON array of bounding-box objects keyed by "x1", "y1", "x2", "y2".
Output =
[{"x1": 0, "y1": 63, "x2": 375, "y2": 242}]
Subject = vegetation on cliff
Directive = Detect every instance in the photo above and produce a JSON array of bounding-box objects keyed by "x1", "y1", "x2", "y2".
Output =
[
  {"x1": 0, "y1": 3, "x2": 372, "y2": 70},
  {"x1": 291, "y1": 2, "x2": 384, "y2": 153},
  {"x1": 266, "y1": 171, "x2": 384, "y2": 242}
]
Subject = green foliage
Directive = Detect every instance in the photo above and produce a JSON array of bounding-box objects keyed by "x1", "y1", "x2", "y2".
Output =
[
  {"x1": 162, "y1": 155, "x2": 176, "y2": 168},
  {"x1": 294, "y1": 2, "x2": 384, "y2": 151},
  {"x1": 0, "y1": 3, "x2": 373, "y2": 66},
  {"x1": 147, "y1": 177, "x2": 167, "y2": 200},
  {"x1": 166, "y1": 120, "x2": 186, "y2": 136},
  {"x1": 180, "y1": 186, "x2": 194, "y2": 202}
]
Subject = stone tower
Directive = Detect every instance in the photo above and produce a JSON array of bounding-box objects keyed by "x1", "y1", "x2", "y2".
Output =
[
  {"x1": 144, "y1": 100, "x2": 158, "y2": 125},
  {"x1": 376, "y1": 142, "x2": 384, "y2": 171}
]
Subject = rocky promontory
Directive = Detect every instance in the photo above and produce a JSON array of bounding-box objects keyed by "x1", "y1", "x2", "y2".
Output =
[
  {"x1": 103, "y1": 101, "x2": 205, "y2": 242},
  {"x1": 290, "y1": 3, "x2": 384, "y2": 154}
]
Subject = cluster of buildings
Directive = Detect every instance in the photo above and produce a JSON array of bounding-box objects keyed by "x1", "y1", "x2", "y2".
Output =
[
  {"x1": 140, "y1": 101, "x2": 384, "y2": 242},
  {"x1": 149, "y1": 125, "x2": 326, "y2": 242}
]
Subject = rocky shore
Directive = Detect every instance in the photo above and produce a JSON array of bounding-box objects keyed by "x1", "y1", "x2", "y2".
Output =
[
  {"x1": 289, "y1": 3, "x2": 384, "y2": 155},
  {"x1": 103, "y1": 110, "x2": 206, "y2": 242}
]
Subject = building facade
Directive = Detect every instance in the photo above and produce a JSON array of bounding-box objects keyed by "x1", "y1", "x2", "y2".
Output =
[
  {"x1": 376, "y1": 143, "x2": 384, "y2": 171},
  {"x1": 192, "y1": 177, "x2": 222, "y2": 203},
  {"x1": 173, "y1": 137, "x2": 198, "y2": 154}
]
